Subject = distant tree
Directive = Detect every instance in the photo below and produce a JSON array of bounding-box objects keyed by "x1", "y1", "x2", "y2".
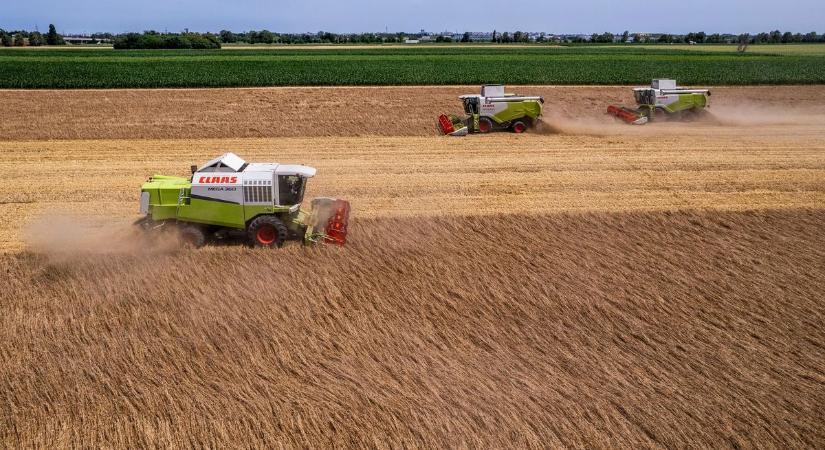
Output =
[
  {"x1": 537, "y1": 32, "x2": 546, "y2": 43},
  {"x1": 14, "y1": 34, "x2": 26, "y2": 46},
  {"x1": 501, "y1": 32, "x2": 511, "y2": 43},
  {"x1": 46, "y1": 24, "x2": 64, "y2": 45},
  {"x1": 492, "y1": 30, "x2": 497, "y2": 43},
  {"x1": 737, "y1": 34, "x2": 750, "y2": 52},
  {"x1": 803, "y1": 31, "x2": 818, "y2": 42},
  {"x1": 593, "y1": 32, "x2": 614, "y2": 43},
  {"x1": 254, "y1": 30, "x2": 275, "y2": 44},
  {"x1": 657, "y1": 34, "x2": 671, "y2": 43},
  {"x1": 621, "y1": 30, "x2": 629, "y2": 42},
  {"x1": 0, "y1": 31, "x2": 11, "y2": 47},
  {"x1": 706, "y1": 33, "x2": 722, "y2": 43},
  {"x1": 781, "y1": 31, "x2": 793, "y2": 43},
  {"x1": 28, "y1": 31, "x2": 44, "y2": 46},
  {"x1": 219, "y1": 30, "x2": 237, "y2": 43},
  {"x1": 769, "y1": 30, "x2": 782, "y2": 43},
  {"x1": 512, "y1": 31, "x2": 529, "y2": 43},
  {"x1": 461, "y1": 32, "x2": 470, "y2": 43}
]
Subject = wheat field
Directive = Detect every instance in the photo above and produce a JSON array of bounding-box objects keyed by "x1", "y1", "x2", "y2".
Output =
[
  {"x1": 3, "y1": 211, "x2": 824, "y2": 447},
  {"x1": 1, "y1": 86, "x2": 824, "y2": 448}
]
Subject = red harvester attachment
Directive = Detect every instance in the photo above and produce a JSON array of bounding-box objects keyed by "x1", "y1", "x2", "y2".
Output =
[
  {"x1": 306, "y1": 198, "x2": 350, "y2": 245},
  {"x1": 323, "y1": 199, "x2": 350, "y2": 245},
  {"x1": 438, "y1": 114, "x2": 455, "y2": 134},
  {"x1": 607, "y1": 105, "x2": 649, "y2": 125}
]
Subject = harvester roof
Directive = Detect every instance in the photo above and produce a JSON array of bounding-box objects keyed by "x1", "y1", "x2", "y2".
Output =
[
  {"x1": 198, "y1": 152, "x2": 247, "y2": 172},
  {"x1": 246, "y1": 163, "x2": 316, "y2": 177},
  {"x1": 196, "y1": 152, "x2": 316, "y2": 177}
]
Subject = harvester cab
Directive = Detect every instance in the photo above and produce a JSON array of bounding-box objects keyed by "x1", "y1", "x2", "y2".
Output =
[
  {"x1": 137, "y1": 152, "x2": 350, "y2": 248},
  {"x1": 438, "y1": 84, "x2": 544, "y2": 135},
  {"x1": 607, "y1": 79, "x2": 711, "y2": 125}
]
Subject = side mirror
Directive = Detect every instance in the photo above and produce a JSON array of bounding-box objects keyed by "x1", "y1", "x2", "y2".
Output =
[{"x1": 190, "y1": 165, "x2": 197, "y2": 174}]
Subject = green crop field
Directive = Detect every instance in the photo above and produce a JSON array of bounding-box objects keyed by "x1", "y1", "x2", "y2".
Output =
[
  {"x1": 1, "y1": 45, "x2": 824, "y2": 88},
  {"x1": 616, "y1": 43, "x2": 825, "y2": 55}
]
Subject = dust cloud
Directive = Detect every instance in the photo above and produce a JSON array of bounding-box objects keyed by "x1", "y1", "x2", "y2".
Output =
[
  {"x1": 709, "y1": 103, "x2": 825, "y2": 126},
  {"x1": 24, "y1": 212, "x2": 180, "y2": 261}
]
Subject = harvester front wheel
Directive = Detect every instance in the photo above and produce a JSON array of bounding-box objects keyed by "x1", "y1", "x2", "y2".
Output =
[
  {"x1": 179, "y1": 225, "x2": 206, "y2": 249},
  {"x1": 478, "y1": 117, "x2": 493, "y2": 133},
  {"x1": 248, "y1": 216, "x2": 288, "y2": 248}
]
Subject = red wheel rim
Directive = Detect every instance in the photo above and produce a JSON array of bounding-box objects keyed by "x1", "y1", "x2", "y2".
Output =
[
  {"x1": 513, "y1": 123, "x2": 526, "y2": 133},
  {"x1": 479, "y1": 120, "x2": 491, "y2": 133},
  {"x1": 256, "y1": 225, "x2": 277, "y2": 245}
]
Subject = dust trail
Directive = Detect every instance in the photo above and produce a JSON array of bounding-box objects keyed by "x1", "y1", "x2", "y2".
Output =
[
  {"x1": 533, "y1": 104, "x2": 818, "y2": 136},
  {"x1": 24, "y1": 212, "x2": 180, "y2": 261},
  {"x1": 709, "y1": 103, "x2": 825, "y2": 126},
  {"x1": 534, "y1": 115, "x2": 627, "y2": 136}
]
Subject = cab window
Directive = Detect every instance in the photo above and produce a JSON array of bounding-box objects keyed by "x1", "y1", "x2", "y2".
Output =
[{"x1": 278, "y1": 175, "x2": 306, "y2": 205}]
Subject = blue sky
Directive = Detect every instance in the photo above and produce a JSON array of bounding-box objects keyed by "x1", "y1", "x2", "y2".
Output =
[{"x1": 3, "y1": 0, "x2": 824, "y2": 34}]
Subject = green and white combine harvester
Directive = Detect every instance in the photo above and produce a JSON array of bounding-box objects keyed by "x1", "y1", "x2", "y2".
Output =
[
  {"x1": 607, "y1": 79, "x2": 711, "y2": 125},
  {"x1": 438, "y1": 85, "x2": 544, "y2": 136},
  {"x1": 137, "y1": 153, "x2": 350, "y2": 248}
]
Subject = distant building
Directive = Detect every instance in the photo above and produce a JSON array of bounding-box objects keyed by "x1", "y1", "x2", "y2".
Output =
[
  {"x1": 467, "y1": 32, "x2": 492, "y2": 42},
  {"x1": 64, "y1": 35, "x2": 112, "y2": 45}
]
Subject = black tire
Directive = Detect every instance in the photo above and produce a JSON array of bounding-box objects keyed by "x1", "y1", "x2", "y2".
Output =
[
  {"x1": 179, "y1": 225, "x2": 206, "y2": 248},
  {"x1": 511, "y1": 120, "x2": 528, "y2": 133},
  {"x1": 478, "y1": 117, "x2": 494, "y2": 133},
  {"x1": 247, "y1": 215, "x2": 288, "y2": 248}
]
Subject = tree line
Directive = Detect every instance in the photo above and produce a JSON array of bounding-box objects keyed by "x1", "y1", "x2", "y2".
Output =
[
  {"x1": 587, "y1": 30, "x2": 824, "y2": 44},
  {"x1": 113, "y1": 31, "x2": 220, "y2": 49},
  {"x1": 0, "y1": 24, "x2": 65, "y2": 46},
  {"x1": 2, "y1": 25, "x2": 823, "y2": 48},
  {"x1": 219, "y1": 29, "x2": 825, "y2": 45},
  {"x1": 218, "y1": 30, "x2": 414, "y2": 44}
]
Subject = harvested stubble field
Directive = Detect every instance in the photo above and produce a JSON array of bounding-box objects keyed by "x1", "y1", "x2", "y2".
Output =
[
  {"x1": 3, "y1": 210, "x2": 825, "y2": 448},
  {"x1": 1, "y1": 86, "x2": 824, "y2": 447}
]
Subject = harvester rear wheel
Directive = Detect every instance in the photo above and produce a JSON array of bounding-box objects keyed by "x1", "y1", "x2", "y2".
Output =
[
  {"x1": 179, "y1": 225, "x2": 206, "y2": 248},
  {"x1": 478, "y1": 117, "x2": 493, "y2": 133},
  {"x1": 511, "y1": 120, "x2": 528, "y2": 133},
  {"x1": 248, "y1": 215, "x2": 288, "y2": 248}
]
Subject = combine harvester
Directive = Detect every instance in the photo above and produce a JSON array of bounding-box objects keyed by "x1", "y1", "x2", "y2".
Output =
[
  {"x1": 438, "y1": 84, "x2": 544, "y2": 136},
  {"x1": 136, "y1": 153, "x2": 350, "y2": 248},
  {"x1": 607, "y1": 79, "x2": 711, "y2": 125}
]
